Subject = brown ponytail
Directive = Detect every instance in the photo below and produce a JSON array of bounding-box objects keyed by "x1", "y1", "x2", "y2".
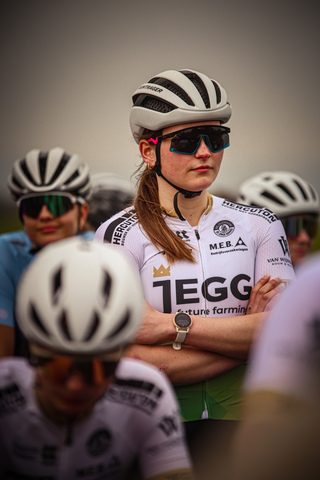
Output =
[{"x1": 133, "y1": 164, "x2": 195, "y2": 263}]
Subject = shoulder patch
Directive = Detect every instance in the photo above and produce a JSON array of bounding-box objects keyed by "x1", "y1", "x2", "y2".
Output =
[{"x1": 103, "y1": 211, "x2": 139, "y2": 245}]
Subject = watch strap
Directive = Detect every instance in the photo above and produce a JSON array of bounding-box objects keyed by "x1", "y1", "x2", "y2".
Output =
[{"x1": 173, "y1": 328, "x2": 190, "y2": 350}]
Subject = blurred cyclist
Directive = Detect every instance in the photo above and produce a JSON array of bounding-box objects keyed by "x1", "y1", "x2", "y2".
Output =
[
  {"x1": 0, "y1": 237, "x2": 194, "y2": 480},
  {"x1": 230, "y1": 253, "x2": 320, "y2": 480},
  {"x1": 237, "y1": 171, "x2": 319, "y2": 268},
  {"x1": 0, "y1": 147, "x2": 92, "y2": 357},
  {"x1": 86, "y1": 172, "x2": 135, "y2": 231}
]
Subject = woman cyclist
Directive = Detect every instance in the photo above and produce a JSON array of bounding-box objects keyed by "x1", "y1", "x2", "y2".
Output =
[
  {"x1": 94, "y1": 68, "x2": 296, "y2": 465},
  {"x1": 0, "y1": 146, "x2": 92, "y2": 357}
]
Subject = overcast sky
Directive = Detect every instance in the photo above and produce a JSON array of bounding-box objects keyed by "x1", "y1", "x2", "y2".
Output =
[{"x1": 1, "y1": 0, "x2": 319, "y2": 209}]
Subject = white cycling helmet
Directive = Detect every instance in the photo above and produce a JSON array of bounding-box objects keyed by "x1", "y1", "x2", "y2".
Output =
[
  {"x1": 237, "y1": 171, "x2": 320, "y2": 217},
  {"x1": 7, "y1": 147, "x2": 91, "y2": 201},
  {"x1": 87, "y1": 172, "x2": 135, "y2": 230},
  {"x1": 15, "y1": 237, "x2": 144, "y2": 355},
  {"x1": 130, "y1": 68, "x2": 232, "y2": 143}
]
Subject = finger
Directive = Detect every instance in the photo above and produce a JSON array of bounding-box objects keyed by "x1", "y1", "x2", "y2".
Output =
[
  {"x1": 248, "y1": 274, "x2": 271, "y2": 308},
  {"x1": 247, "y1": 277, "x2": 282, "y2": 314},
  {"x1": 255, "y1": 282, "x2": 286, "y2": 313}
]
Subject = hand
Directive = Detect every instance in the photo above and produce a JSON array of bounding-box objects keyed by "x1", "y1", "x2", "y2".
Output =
[
  {"x1": 246, "y1": 275, "x2": 285, "y2": 314},
  {"x1": 133, "y1": 301, "x2": 171, "y2": 345}
]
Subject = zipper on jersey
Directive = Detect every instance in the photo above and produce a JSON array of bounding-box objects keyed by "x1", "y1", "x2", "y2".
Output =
[
  {"x1": 193, "y1": 228, "x2": 208, "y2": 315},
  {"x1": 64, "y1": 422, "x2": 73, "y2": 445}
]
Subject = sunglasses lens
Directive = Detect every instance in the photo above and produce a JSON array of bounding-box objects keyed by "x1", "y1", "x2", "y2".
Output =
[
  {"x1": 170, "y1": 127, "x2": 230, "y2": 154},
  {"x1": 20, "y1": 195, "x2": 74, "y2": 218},
  {"x1": 282, "y1": 217, "x2": 318, "y2": 238},
  {"x1": 30, "y1": 354, "x2": 118, "y2": 385}
]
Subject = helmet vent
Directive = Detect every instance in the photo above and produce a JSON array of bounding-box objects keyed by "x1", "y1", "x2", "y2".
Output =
[
  {"x1": 21, "y1": 159, "x2": 36, "y2": 184},
  {"x1": 149, "y1": 76, "x2": 195, "y2": 106},
  {"x1": 39, "y1": 152, "x2": 49, "y2": 183},
  {"x1": 309, "y1": 185, "x2": 318, "y2": 201},
  {"x1": 64, "y1": 170, "x2": 80, "y2": 186},
  {"x1": 211, "y1": 80, "x2": 222, "y2": 105},
  {"x1": 30, "y1": 303, "x2": 50, "y2": 337},
  {"x1": 181, "y1": 70, "x2": 211, "y2": 108},
  {"x1": 276, "y1": 183, "x2": 296, "y2": 201},
  {"x1": 293, "y1": 179, "x2": 308, "y2": 200},
  {"x1": 52, "y1": 267, "x2": 62, "y2": 305},
  {"x1": 106, "y1": 309, "x2": 130, "y2": 339},
  {"x1": 11, "y1": 176, "x2": 24, "y2": 190},
  {"x1": 133, "y1": 93, "x2": 176, "y2": 113},
  {"x1": 102, "y1": 271, "x2": 112, "y2": 307},
  {"x1": 49, "y1": 154, "x2": 71, "y2": 184},
  {"x1": 84, "y1": 312, "x2": 100, "y2": 341},
  {"x1": 59, "y1": 311, "x2": 72, "y2": 340},
  {"x1": 261, "y1": 190, "x2": 285, "y2": 205}
]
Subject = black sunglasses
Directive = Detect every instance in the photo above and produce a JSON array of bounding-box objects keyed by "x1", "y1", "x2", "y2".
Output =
[
  {"x1": 148, "y1": 125, "x2": 230, "y2": 155},
  {"x1": 29, "y1": 353, "x2": 118, "y2": 385},
  {"x1": 281, "y1": 216, "x2": 319, "y2": 239},
  {"x1": 17, "y1": 192, "x2": 85, "y2": 219}
]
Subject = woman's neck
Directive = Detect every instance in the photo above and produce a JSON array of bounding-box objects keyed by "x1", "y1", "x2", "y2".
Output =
[{"x1": 159, "y1": 186, "x2": 210, "y2": 226}]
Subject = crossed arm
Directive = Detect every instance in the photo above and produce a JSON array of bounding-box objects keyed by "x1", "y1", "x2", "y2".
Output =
[{"x1": 125, "y1": 276, "x2": 285, "y2": 385}]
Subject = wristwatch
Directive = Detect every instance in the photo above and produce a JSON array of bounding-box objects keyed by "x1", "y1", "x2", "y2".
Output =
[{"x1": 172, "y1": 312, "x2": 192, "y2": 350}]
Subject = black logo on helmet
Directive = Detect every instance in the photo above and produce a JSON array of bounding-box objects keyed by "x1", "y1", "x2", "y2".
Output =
[
  {"x1": 214, "y1": 220, "x2": 235, "y2": 237},
  {"x1": 87, "y1": 429, "x2": 112, "y2": 456}
]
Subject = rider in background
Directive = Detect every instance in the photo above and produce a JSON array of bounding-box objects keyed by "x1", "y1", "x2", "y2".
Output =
[
  {"x1": 86, "y1": 172, "x2": 135, "y2": 231},
  {"x1": 0, "y1": 147, "x2": 92, "y2": 357},
  {"x1": 237, "y1": 171, "x2": 320, "y2": 269},
  {"x1": 0, "y1": 237, "x2": 194, "y2": 480}
]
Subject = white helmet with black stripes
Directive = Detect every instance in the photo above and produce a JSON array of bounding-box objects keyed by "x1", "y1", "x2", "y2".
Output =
[
  {"x1": 15, "y1": 237, "x2": 144, "y2": 355},
  {"x1": 7, "y1": 146, "x2": 91, "y2": 201},
  {"x1": 130, "y1": 68, "x2": 232, "y2": 142},
  {"x1": 237, "y1": 171, "x2": 320, "y2": 217}
]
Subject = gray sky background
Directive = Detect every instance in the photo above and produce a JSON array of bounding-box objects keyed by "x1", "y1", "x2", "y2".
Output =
[{"x1": 1, "y1": 0, "x2": 319, "y2": 210}]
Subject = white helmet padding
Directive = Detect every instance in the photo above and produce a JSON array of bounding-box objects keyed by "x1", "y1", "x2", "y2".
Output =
[{"x1": 15, "y1": 237, "x2": 144, "y2": 355}]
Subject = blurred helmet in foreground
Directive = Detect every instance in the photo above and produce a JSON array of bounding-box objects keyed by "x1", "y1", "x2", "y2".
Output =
[{"x1": 15, "y1": 237, "x2": 144, "y2": 355}]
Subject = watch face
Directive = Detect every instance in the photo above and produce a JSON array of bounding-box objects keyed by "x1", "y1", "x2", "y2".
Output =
[{"x1": 175, "y1": 313, "x2": 191, "y2": 328}]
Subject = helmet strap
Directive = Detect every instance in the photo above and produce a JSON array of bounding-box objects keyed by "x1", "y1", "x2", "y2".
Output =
[{"x1": 154, "y1": 138, "x2": 202, "y2": 221}]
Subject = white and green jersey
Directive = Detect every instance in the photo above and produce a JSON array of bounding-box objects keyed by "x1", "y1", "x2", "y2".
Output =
[{"x1": 94, "y1": 195, "x2": 296, "y2": 421}]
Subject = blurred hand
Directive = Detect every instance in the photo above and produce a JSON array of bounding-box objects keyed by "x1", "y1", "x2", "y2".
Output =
[{"x1": 246, "y1": 275, "x2": 285, "y2": 314}]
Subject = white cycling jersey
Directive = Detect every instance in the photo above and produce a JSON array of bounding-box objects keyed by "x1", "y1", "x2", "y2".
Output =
[
  {"x1": 94, "y1": 195, "x2": 296, "y2": 421},
  {"x1": 243, "y1": 254, "x2": 320, "y2": 401},
  {"x1": 0, "y1": 357, "x2": 192, "y2": 480}
]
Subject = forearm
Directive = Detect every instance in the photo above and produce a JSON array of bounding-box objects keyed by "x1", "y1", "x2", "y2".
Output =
[
  {"x1": 184, "y1": 312, "x2": 267, "y2": 360},
  {"x1": 137, "y1": 309, "x2": 266, "y2": 360},
  {"x1": 124, "y1": 344, "x2": 242, "y2": 385}
]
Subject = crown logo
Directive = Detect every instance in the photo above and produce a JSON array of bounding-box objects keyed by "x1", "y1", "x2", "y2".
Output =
[{"x1": 153, "y1": 265, "x2": 170, "y2": 278}]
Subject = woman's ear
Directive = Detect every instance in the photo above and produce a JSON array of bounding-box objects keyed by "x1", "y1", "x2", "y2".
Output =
[
  {"x1": 79, "y1": 202, "x2": 89, "y2": 230},
  {"x1": 139, "y1": 139, "x2": 156, "y2": 168}
]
